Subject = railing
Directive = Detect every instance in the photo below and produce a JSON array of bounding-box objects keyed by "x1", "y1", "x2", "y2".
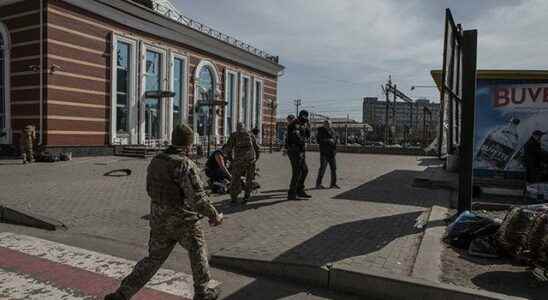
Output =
[{"x1": 152, "y1": 1, "x2": 279, "y2": 63}]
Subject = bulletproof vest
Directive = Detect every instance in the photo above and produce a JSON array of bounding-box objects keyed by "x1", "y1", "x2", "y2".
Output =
[
  {"x1": 232, "y1": 131, "x2": 255, "y2": 162},
  {"x1": 146, "y1": 152, "x2": 185, "y2": 206}
]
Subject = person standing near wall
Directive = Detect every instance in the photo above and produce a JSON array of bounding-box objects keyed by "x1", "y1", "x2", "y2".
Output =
[
  {"x1": 20, "y1": 125, "x2": 36, "y2": 164},
  {"x1": 316, "y1": 120, "x2": 340, "y2": 189},
  {"x1": 286, "y1": 110, "x2": 312, "y2": 200}
]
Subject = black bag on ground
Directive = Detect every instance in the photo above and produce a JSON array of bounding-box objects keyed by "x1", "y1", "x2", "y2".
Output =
[{"x1": 446, "y1": 211, "x2": 501, "y2": 249}]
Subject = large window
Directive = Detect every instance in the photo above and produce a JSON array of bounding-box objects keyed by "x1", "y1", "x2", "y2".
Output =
[
  {"x1": 144, "y1": 50, "x2": 162, "y2": 141},
  {"x1": 0, "y1": 24, "x2": 7, "y2": 143},
  {"x1": 196, "y1": 66, "x2": 214, "y2": 137},
  {"x1": 225, "y1": 71, "x2": 237, "y2": 135},
  {"x1": 254, "y1": 79, "x2": 263, "y2": 131},
  {"x1": 172, "y1": 57, "x2": 185, "y2": 125},
  {"x1": 240, "y1": 75, "x2": 251, "y2": 127},
  {"x1": 115, "y1": 42, "x2": 130, "y2": 135}
]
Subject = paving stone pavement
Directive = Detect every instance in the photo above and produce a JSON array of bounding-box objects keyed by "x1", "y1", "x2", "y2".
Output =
[{"x1": 0, "y1": 153, "x2": 450, "y2": 278}]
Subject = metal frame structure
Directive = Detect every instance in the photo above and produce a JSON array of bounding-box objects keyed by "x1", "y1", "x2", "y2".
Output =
[
  {"x1": 383, "y1": 78, "x2": 417, "y2": 146},
  {"x1": 439, "y1": 9, "x2": 464, "y2": 157},
  {"x1": 151, "y1": 0, "x2": 279, "y2": 63}
]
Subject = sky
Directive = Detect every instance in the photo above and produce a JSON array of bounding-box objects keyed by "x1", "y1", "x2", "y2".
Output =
[{"x1": 172, "y1": 0, "x2": 548, "y2": 120}]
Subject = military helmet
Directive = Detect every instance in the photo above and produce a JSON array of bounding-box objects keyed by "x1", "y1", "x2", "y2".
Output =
[
  {"x1": 298, "y1": 110, "x2": 309, "y2": 120},
  {"x1": 171, "y1": 123, "x2": 194, "y2": 146}
]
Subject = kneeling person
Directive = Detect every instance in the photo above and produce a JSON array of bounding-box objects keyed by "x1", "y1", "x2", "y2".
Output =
[{"x1": 205, "y1": 147, "x2": 232, "y2": 194}]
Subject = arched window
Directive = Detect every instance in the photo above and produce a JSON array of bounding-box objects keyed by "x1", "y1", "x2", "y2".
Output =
[
  {"x1": 0, "y1": 22, "x2": 9, "y2": 144},
  {"x1": 193, "y1": 60, "x2": 219, "y2": 141}
]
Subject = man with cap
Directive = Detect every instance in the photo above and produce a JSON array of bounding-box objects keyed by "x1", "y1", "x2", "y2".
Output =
[
  {"x1": 20, "y1": 124, "x2": 36, "y2": 164},
  {"x1": 105, "y1": 123, "x2": 223, "y2": 300},
  {"x1": 316, "y1": 119, "x2": 339, "y2": 189},
  {"x1": 286, "y1": 110, "x2": 312, "y2": 200},
  {"x1": 224, "y1": 122, "x2": 260, "y2": 204},
  {"x1": 524, "y1": 130, "x2": 548, "y2": 183}
]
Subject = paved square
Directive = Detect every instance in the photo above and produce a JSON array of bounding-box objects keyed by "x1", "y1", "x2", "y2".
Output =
[{"x1": 0, "y1": 152, "x2": 449, "y2": 281}]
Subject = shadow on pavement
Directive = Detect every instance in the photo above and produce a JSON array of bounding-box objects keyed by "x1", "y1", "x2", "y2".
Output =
[
  {"x1": 417, "y1": 157, "x2": 443, "y2": 167},
  {"x1": 332, "y1": 170, "x2": 438, "y2": 207},
  {"x1": 275, "y1": 211, "x2": 423, "y2": 266},
  {"x1": 471, "y1": 271, "x2": 548, "y2": 300},
  {"x1": 221, "y1": 211, "x2": 423, "y2": 299},
  {"x1": 215, "y1": 194, "x2": 294, "y2": 215}
]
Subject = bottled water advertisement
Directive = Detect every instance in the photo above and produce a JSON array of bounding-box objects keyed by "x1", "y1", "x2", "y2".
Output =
[{"x1": 474, "y1": 80, "x2": 548, "y2": 179}]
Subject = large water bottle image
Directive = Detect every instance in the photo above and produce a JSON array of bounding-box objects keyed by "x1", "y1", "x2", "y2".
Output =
[{"x1": 476, "y1": 118, "x2": 521, "y2": 170}]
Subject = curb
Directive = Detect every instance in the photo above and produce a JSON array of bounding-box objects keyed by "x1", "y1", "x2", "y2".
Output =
[
  {"x1": 210, "y1": 255, "x2": 329, "y2": 287},
  {"x1": 0, "y1": 205, "x2": 66, "y2": 231},
  {"x1": 411, "y1": 204, "x2": 449, "y2": 282},
  {"x1": 210, "y1": 252, "x2": 524, "y2": 300}
]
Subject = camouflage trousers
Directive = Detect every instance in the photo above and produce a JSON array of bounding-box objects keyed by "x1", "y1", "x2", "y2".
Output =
[
  {"x1": 117, "y1": 221, "x2": 211, "y2": 298},
  {"x1": 22, "y1": 146, "x2": 33, "y2": 163},
  {"x1": 230, "y1": 161, "x2": 255, "y2": 202}
]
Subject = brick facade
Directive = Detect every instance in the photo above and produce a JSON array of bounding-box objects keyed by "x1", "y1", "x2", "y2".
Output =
[{"x1": 0, "y1": 0, "x2": 281, "y2": 153}]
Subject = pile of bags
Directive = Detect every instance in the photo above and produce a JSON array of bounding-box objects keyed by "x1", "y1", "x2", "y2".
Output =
[{"x1": 447, "y1": 205, "x2": 548, "y2": 283}]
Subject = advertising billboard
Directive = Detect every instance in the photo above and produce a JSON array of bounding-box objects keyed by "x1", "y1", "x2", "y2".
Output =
[{"x1": 473, "y1": 79, "x2": 548, "y2": 179}]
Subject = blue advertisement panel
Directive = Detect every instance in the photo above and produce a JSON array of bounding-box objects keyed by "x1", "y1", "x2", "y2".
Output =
[{"x1": 474, "y1": 79, "x2": 548, "y2": 179}]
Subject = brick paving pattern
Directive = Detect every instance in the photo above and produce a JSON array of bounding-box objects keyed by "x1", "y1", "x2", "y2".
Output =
[{"x1": 0, "y1": 153, "x2": 450, "y2": 277}]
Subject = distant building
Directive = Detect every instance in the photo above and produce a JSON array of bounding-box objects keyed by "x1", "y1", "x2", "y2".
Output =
[{"x1": 362, "y1": 97, "x2": 440, "y2": 143}]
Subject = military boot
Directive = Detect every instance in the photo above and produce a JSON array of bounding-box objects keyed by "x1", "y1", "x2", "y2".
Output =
[
  {"x1": 104, "y1": 291, "x2": 127, "y2": 300},
  {"x1": 297, "y1": 190, "x2": 312, "y2": 198},
  {"x1": 193, "y1": 286, "x2": 221, "y2": 300}
]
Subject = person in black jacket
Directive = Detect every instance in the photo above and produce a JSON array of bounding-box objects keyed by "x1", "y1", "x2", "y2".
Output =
[
  {"x1": 286, "y1": 111, "x2": 312, "y2": 200},
  {"x1": 316, "y1": 120, "x2": 340, "y2": 189},
  {"x1": 524, "y1": 130, "x2": 548, "y2": 183}
]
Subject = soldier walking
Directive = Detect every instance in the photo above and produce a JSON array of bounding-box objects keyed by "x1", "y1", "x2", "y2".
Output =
[
  {"x1": 224, "y1": 122, "x2": 260, "y2": 205},
  {"x1": 286, "y1": 110, "x2": 312, "y2": 200},
  {"x1": 105, "y1": 124, "x2": 223, "y2": 300},
  {"x1": 316, "y1": 120, "x2": 340, "y2": 189},
  {"x1": 20, "y1": 125, "x2": 36, "y2": 164}
]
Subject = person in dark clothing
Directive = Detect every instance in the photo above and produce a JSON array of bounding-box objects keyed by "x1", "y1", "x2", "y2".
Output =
[
  {"x1": 205, "y1": 147, "x2": 232, "y2": 193},
  {"x1": 286, "y1": 111, "x2": 312, "y2": 200},
  {"x1": 316, "y1": 120, "x2": 340, "y2": 189},
  {"x1": 524, "y1": 130, "x2": 548, "y2": 183}
]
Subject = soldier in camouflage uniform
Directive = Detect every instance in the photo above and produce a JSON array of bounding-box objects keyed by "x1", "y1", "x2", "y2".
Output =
[
  {"x1": 224, "y1": 122, "x2": 260, "y2": 204},
  {"x1": 20, "y1": 125, "x2": 36, "y2": 164},
  {"x1": 105, "y1": 123, "x2": 223, "y2": 300}
]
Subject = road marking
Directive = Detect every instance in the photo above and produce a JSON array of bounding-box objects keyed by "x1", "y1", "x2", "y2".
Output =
[
  {"x1": 0, "y1": 269, "x2": 87, "y2": 300},
  {"x1": 0, "y1": 232, "x2": 219, "y2": 299}
]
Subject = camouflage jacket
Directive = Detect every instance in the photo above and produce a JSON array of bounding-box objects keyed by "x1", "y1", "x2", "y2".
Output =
[
  {"x1": 146, "y1": 149, "x2": 218, "y2": 229},
  {"x1": 224, "y1": 131, "x2": 260, "y2": 164}
]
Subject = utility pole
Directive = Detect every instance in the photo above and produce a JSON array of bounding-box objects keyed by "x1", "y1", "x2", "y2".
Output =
[
  {"x1": 294, "y1": 99, "x2": 302, "y2": 116},
  {"x1": 270, "y1": 99, "x2": 277, "y2": 153},
  {"x1": 392, "y1": 84, "x2": 397, "y2": 144}
]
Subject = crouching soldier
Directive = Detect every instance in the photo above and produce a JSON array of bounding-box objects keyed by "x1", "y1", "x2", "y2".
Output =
[{"x1": 105, "y1": 123, "x2": 223, "y2": 300}]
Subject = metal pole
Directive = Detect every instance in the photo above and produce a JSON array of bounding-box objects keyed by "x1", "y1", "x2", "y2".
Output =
[
  {"x1": 270, "y1": 100, "x2": 275, "y2": 153},
  {"x1": 457, "y1": 29, "x2": 477, "y2": 214},
  {"x1": 392, "y1": 84, "x2": 397, "y2": 144},
  {"x1": 384, "y1": 77, "x2": 391, "y2": 145},
  {"x1": 294, "y1": 99, "x2": 302, "y2": 116}
]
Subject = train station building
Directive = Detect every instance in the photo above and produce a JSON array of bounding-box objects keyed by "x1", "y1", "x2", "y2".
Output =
[{"x1": 0, "y1": 0, "x2": 284, "y2": 155}]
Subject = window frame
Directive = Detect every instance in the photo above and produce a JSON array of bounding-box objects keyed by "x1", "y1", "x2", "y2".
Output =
[
  {"x1": 140, "y1": 43, "x2": 168, "y2": 145},
  {"x1": 224, "y1": 69, "x2": 238, "y2": 137},
  {"x1": 168, "y1": 51, "x2": 188, "y2": 141},
  {"x1": 239, "y1": 74, "x2": 251, "y2": 129},
  {"x1": 252, "y1": 78, "x2": 264, "y2": 143},
  {"x1": 111, "y1": 35, "x2": 137, "y2": 145},
  {"x1": 0, "y1": 22, "x2": 10, "y2": 144}
]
